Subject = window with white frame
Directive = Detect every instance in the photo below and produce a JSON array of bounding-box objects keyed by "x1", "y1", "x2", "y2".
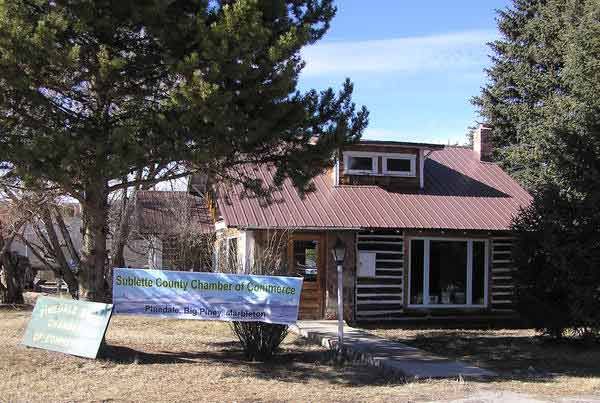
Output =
[
  {"x1": 343, "y1": 151, "x2": 417, "y2": 177},
  {"x1": 409, "y1": 238, "x2": 488, "y2": 307},
  {"x1": 383, "y1": 154, "x2": 416, "y2": 176},
  {"x1": 344, "y1": 152, "x2": 377, "y2": 175}
]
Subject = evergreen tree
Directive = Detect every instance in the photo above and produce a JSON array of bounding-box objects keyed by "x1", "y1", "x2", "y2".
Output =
[
  {"x1": 475, "y1": 0, "x2": 600, "y2": 194},
  {"x1": 0, "y1": 1, "x2": 368, "y2": 301},
  {"x1": 477, "y1": 0, "x2": 600, "y2": 338},
  {"x1": 472, "y1": 0, "x2": 568, "y2": 189},
  {"x1": 513, "y1": 184, "x2": 600, "y2": 340}
]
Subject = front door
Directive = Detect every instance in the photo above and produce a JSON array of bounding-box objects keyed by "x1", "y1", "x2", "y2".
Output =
[{"x1": 289, "y1": 234, "x2": 324, "y2": 320}]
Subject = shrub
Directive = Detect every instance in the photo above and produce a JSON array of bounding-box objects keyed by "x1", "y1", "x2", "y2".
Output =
[
  {"x1": 512, "y1": 185, "x2": 600, "y2": 341},
  {"x1": 223, "y1": 230, "x2": 291, "y2": 360},
  {"x1": 230, "y1": 322, "x2": 288, "y2": 361}
]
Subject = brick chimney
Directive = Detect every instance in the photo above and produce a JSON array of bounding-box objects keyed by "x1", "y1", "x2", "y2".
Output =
[{"x1": 473, "y1": 124, "x2": 493, "y2": 162}]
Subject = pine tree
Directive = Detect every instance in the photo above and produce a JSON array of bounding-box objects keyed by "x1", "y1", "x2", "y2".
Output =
[
  {"x1": 0, "y1": 1, "x2": 368, "y2": 301},
  {"x1": 476, "y1": 0, "x2": 600, "y2": 202},
  {"x1": 472, "y1": 0, "x2": 568, "y2": 189},
  {"x1": 477, "y1": 0, "x2": 600, "y2": 339}
]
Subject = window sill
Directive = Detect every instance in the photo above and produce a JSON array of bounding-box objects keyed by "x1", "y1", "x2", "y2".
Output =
[
  {"x1": 381, "y1": 172, "x2": 416, "y2": 177},
  {"x1": 344, "y1": 170, "x2": 377, "y2": 176},
  {"x1": 344, "y1": 171, "x2": 416, "y2": 178},
  {"x1": 407, "y1": 304, "x2": 488, "y2": 309}
]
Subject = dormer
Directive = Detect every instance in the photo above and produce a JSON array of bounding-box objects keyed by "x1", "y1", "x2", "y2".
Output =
[{"x1": 334, "y1": 140, "x2": 444, "y2": 191}]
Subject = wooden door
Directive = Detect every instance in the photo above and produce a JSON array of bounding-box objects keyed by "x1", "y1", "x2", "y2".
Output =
[{"x1": 289, "y1": 234, "x2": 324, "y2": 320}]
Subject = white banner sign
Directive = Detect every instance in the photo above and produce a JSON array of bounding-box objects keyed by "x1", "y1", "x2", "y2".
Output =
[{"x1": 112, "y1": 268, "x2": 303, "y2": 325}]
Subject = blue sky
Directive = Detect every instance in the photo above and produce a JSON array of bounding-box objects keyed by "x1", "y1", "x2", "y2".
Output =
[{"x1": 298, "y1": 0, "x2": 510, "y2": 145}]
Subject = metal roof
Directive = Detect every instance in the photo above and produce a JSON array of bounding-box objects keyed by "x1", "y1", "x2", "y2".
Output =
[
  {"x1": 216, "y1": 147, "x2": 532, "y2": 231},
  {"x1": 136, "y1": 191, "x2": 214, "y2": 235}
]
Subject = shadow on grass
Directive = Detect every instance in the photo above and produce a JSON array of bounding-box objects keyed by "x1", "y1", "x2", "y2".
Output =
[
  {"x1": 0, "y1": 304, "x2": 33, "y2": 312},
  {"x1": 99, "y1": 338, "x2": 402, "y2": 387},
  {"x1": 359, "y1": 327, "x2": 600, "y2": 383}
]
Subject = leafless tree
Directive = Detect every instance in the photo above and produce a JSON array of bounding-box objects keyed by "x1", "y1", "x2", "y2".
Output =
[
  {"x1": 1, "y1": 165, "x2": 209, "y2": 301},
  {"x1": 0, "y1": 204, "x2": 29, "y2": 304},
  {"x1": 13, "y1": 202, "x2": 81, "y2": 299},
  {"x1": 0, "y1": 178, "x2": 57, "y2": 302},
  {"x1": 0, "y1": 171, "x2": 83, "y2": 300},
  {"x1": 129, "y1": 189, "x2": 215, "y2": 272},
  {"x1": 248, "y1": 230, "x2": 289, "y2": 276},
  {"x1": 228, "y1": 229, "x2": 292, "y2": 361},
  {"x1": 108, "y1": 168, "x2": 175, "y2": 272}
]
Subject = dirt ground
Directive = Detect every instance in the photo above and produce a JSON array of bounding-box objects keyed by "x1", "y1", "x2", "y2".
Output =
[{"x1": 1, "y1": 306, "x2": 600, "y2": 402}]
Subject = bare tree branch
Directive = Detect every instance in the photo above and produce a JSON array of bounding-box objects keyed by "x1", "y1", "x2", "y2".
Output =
[
  {"x1": 40, "y1": 208, "x2": 78, "y2": 298},
  {"x1": 107, "y1": 169, "x2": 192, "y2": 192},
  {"x1": 53, "y1": 206, "x2": 81, "y2": 267},
  {"x1": 32, "y1": 222, "x2": 55, "y2": 258},
  {"x1": 18, "y1": 235, "x2": 56, "y2": 272}
]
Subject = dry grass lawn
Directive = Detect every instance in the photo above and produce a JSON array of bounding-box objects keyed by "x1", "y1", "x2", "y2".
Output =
[
  {"x1": 0, "y1": 307, "x2": 471, "y2": 402},
  {"x1": 363, "y1": 326, "x2": 600, "y2": 400},
  {"x1": 1, "y1": 304, "x2": 599, "y2": 402}
]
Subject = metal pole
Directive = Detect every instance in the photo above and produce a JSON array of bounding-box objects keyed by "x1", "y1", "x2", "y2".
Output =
[{"x1": 337, "y1": 262, "x2": 343, "y2": 350}]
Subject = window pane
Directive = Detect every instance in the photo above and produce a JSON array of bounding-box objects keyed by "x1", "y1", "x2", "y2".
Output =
[
  {"x1": 429, "y1": 241, "x2": 467, "y2": 305},
  {"x1": 387, "y1": 158, "x2": 411, "y2": 172},
  {"x1": 348, "y1": 156, "x2": 373, "y2": 171},
  {"x1": 410, "y1": 240, "x2": 424, "y2": 304},
  {"x1": 294, "y1": 240, "x2": 318, "y2": 281},
  {"x1": 473, "y1": 241, "x2": 486, "y2": 305}
]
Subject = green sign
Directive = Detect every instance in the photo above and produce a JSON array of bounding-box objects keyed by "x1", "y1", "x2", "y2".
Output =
[{"x1": 22, "y1": 296, "x2": 113, "y2": 359}]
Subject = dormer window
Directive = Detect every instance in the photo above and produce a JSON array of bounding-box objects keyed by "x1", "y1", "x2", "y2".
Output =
[
  {"x1": 343, "y1": 151, "x2": 416, "y2": 177},
  {"x1": 337, "y1": 140, "x2": 444, "y2": 188},
  {"x1": 344, "y1": 152, "x2": 377, "y2": 175},
  {"x1": 383, "y1": 154, "x2": 416, "y2": 177}
]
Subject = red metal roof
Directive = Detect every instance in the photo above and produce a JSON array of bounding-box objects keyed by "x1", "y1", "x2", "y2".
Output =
[
  {"x1": 136, "y1": 191, "x2": 214, "y2": 235},
  {"x1": 217, "y1": 147, "x2": 532, "y2": 231}
]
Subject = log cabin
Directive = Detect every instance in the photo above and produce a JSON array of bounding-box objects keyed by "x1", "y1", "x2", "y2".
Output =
[{"x1": 197, "y1": 125, "x2": 532, "y2": 323}]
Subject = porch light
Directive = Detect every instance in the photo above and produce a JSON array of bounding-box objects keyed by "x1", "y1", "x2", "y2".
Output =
[
  {"x1": 331, "y1": 237, "x2": 346, "y2": 264},
  {"x1": 331, "y1": 236, "x2": 346, "y2": 353}
]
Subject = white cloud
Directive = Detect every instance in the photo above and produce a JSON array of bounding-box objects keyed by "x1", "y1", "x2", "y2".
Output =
[{"x1": 301, "y1": 30, "x2": 496, "y2": 76}]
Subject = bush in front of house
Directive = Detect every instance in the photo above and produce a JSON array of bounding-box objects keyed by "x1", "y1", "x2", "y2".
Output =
[
  {"x1": 225, "y1": 230, "x2": 291, "y2": 360},
  {"x1": 512, "y1": 185, "x2": 600, "y2": 341},
  {"x1": 230, "y1": 322, "x2": 289, "y2": 361}
]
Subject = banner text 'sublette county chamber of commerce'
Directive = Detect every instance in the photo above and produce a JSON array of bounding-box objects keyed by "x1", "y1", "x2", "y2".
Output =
[{"x1": 112, "y1": 268, "x2": 303, "y2": 325}]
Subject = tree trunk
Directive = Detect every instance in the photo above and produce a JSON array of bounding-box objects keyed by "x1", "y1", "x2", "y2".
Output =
[
  {"x1": 0, "y1": 280, "x2": 7, "y2": 303},
  {"x1": 0, "y1": 224, "x2": 27, "y2": 304},
  {"x1": 1, "y1": 252, "x2": 24, "y2": 304},
  {"x1": 79, "y1": 184, "x2": 110, "y2": 302}
]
